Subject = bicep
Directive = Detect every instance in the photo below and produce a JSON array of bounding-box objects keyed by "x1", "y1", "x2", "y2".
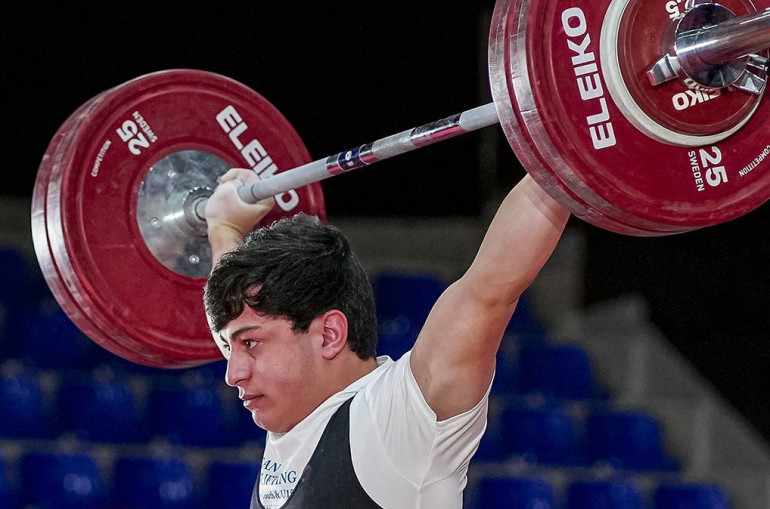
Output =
[
  {"x1": 410, "y1": 277, "x2": 518, "y2": 420},
  {"x1": 408, "y1": 176, "x2": 568, "y2": 420}
]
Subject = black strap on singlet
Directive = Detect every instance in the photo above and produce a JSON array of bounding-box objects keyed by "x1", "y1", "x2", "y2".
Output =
[{"x1": 252, "y1": 397, "x2": 383, "y2": 509}]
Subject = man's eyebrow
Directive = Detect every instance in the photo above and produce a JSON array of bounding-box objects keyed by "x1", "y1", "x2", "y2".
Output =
[{"x1": 228, "y1": 325, "x2": 263, "y2": 342}]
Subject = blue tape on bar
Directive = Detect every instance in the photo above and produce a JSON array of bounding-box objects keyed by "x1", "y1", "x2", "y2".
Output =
[
  {"x1": 326, "y1": 145, "x2": 371, "y2": 174},
  {"x1": 337, "y1": 146, "x2": 366, "y2": 171}
]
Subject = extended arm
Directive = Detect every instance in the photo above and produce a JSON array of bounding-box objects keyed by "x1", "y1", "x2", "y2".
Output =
[{"x1": 409, "y1": 175, "x2": 570, "y2": 420}]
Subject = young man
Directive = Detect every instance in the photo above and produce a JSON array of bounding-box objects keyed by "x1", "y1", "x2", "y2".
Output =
[{"x1": 204, "y1": 168, "x2": 569, "y2": 508}]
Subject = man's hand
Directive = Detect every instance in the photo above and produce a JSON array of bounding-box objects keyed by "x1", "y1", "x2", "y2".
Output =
[{"x1": 205, "y1": 168, "x2": 275, "y2": 267}]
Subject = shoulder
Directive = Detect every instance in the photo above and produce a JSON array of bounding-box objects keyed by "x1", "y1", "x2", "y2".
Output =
[
  {"x1": 350, "y1": 350, "x2": 490, "y2": 469},
  {"x1": 347, "y1": 352, "x2": 489, "y2": 507}
]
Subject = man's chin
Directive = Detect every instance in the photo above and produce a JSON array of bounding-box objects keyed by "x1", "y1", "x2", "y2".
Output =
[
  {"x1": 257, "y1": 416, "x2": 295, "y2": 434},
  {"x1": 253, "y1": 411, "x2": 278, "y2": 433}
]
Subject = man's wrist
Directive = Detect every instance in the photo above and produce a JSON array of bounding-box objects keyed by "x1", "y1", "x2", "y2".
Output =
[{"x1": 208, "y1": 223, "x2": 247, "y2": 266}]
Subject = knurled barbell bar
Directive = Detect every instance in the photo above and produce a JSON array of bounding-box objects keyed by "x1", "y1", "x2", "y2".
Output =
[{"x1": 32, "y1": 0, "x2": 770, "y2": 367}]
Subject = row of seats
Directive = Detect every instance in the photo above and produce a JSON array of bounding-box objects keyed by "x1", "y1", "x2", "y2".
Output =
[
  {"x1": 0, "y1": 451, "x2": 729, "y2": 509},
  {"x1": 377, "y1": 274, "x2": 611, "y2": 400},
  {"x1": 2, "y1": 292, "x2": 605, "y2": 402},
  {"x1": 0, "y1": 259, "x2": 676, "y2": 464},
  {"x1": 0, "y1": 451, "x2": 730, "y2": 509},
  {"x1": 0, "y1": 250, "x2": 582, "y2": 395},
  {"x1": 3, "y1": 309, "x2": 605, "y2": 405},
  {"x1": 2, "y1": 316, "x2": 605, "y2": 403},
  {"x1": 0, "y1": 363, "x2": 674, "y2": 470},
  {"x1": 0, "y1": 452, "x2": 258, "y2": 509},
  {"x1": 468, "y1": 476, "x2": 730, "y2": 509},
  {"x1": 375, "y1": 273, "x2": 676, "y2": 471},
  {"x1": 476, "y1": 403, "x2": 679, "y2": 470},
  {"x1": 0, "y1": 365, "x2": 263, "y2": 447}
]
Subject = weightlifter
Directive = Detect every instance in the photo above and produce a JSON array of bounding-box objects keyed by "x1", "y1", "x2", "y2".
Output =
[{"x1": 203, "y1": 167, "x2": 569, "y2": 508}]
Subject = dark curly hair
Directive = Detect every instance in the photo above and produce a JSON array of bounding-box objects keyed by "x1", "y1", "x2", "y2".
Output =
[{"x1": 204, "y1": 214, "x2": 377, "y2": 359}]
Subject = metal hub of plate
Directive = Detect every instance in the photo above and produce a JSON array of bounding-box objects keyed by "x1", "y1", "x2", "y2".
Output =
[{"x1": 137, "y1": 150, "x2": 230, "y2": 278}]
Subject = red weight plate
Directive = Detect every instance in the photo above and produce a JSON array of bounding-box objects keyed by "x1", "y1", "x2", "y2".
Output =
[
  {"x1": 45, "y1": 69, "x2": 325, "y2": 367},
  {"x1": 33, "y1": 91, "x2": 151, "y2": 363},
  {"x1": 37, "y1": 88, "x2": 212, "y2": 365},
  {"x1": 494, "y1": 0, "x2": 770, "y2": 231},
  {"x1": 489, "y1": 0, "x2": 692, "y2": 236}
]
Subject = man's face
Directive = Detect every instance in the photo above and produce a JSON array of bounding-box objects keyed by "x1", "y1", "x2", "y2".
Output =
[{"x1": 214, "y1": 305, "x2": 323, "y2": 433}]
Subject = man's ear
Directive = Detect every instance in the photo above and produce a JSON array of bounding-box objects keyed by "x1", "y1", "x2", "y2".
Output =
[{"x1": 319, "y1": 310, "x2": 348, "y2": 360}]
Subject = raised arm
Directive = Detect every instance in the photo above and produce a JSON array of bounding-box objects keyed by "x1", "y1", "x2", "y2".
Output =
[{"x1": 409, "y1": 174, "x2": 570, "y2": 420}]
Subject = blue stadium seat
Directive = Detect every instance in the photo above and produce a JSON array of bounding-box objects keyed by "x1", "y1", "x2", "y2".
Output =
[
  {"x1": 182, "y1": 360, "x2": 228, "y2": 384},
  {"x1": 206, "y1": 461, "x2": 260, "y2": 509},
  {"x1": 57, "y1": 377, "x2": 147, "y2": 443},
  {"x1": 100, "y1": 356, "x2": 226, "y2": 379},
  {"x1": 471, "y1": 398, "x2": 507, "y2": 462},
  {"x1": 0, "y1": 247, "x2": 37, "y2": 309},
  {"x1": 373, "y1": 272, "x2": 444, "y2": 360},
  {"x1": 519, "y1": 344, "x2": 606, "y2": 400},
  {"x1": 506, "y1": 291, "x2": 547, "y2": 336},
  {"x1": 0, "y1": 309, "x2": 7, "y2": 361},
  {"x1": 12, "y1": 297, "x2": 97, "y2": 370},
  {"x1": 149, "y1": 383, "x2": 236, "y2": 447},
  {"x1": 94, "y1": 348, "x2": 173, "y2": 376},
  {"x1": 500, "y1": 405, "x2": 585, "y2": 466},
  {"x1": 112, "y1": 456, "x2": 199, "y2": 509},
  {"x1": 0, "y1": 247, "x2": 52, "y2": 357},
  {"x1": 587, "y1": 410, "x2": 679, "y2": 471},
  {"x1": 19, "y1": 452, "x2": 106, "y2": 509},
  {"x1": 472, "y1": 429, "x2": 506, "y2": 463},
  {"x1": 567, "y1": 480, "x2": 644, "y2": 509},
  {"x1": 475, "y1": 477, "x2": 555, "y2": 509},
  {"x1": 491, "y1": 339, "x2": 521, "y2": 395},
  {"x1": 653, "y1": 484, "x2": 731, "y2": 509},
  {"x1": 0, "y1": 456, "x2": 18, "y2": 509},
  {"x1": 0, "y1": 370, "x2": 52, "y2": 439}
]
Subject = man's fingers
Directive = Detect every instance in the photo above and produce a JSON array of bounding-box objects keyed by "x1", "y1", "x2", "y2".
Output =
[{"x1": 218, "y1": 167, "x2": 254, "y2": 184}]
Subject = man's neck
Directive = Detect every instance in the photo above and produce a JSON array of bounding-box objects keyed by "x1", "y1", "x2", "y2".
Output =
[{"x1": 328, "y1": 356, "x2": 378, "y2": 395}]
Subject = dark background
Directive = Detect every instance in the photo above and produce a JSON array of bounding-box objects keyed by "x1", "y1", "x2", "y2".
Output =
[{"x1": 4, "y1": 1, "x2": 768, "y2": 441}]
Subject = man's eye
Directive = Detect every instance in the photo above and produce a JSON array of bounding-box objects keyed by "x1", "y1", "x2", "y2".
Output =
[
  {"x1": 243, "y1": 339, "x2": 257, "y2": 349},
  {"x1": 220, "y1": 342, "x2": 231, "y2": 352}
]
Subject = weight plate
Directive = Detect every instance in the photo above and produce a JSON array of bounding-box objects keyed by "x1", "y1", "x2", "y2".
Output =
[
  {"x1": 33, "y1": 90, "x2": 151, "y2": 363},
  {"x1": 489, "y1": 0, "x2": 693, "y2": 235},
  {"x1": 42, "y1": 69, "x2": 325, "y2": 367},
  {"x1": 492, "y1": 0, "x2": 770, "y2": 231}
]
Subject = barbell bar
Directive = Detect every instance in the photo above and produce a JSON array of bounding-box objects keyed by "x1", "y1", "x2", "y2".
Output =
[{"x1": 193, "y1": 103, "x2": 500, "y2": 221}]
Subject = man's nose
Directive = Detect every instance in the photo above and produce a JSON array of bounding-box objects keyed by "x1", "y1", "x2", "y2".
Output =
[{"x1": 225, "y1": 350, "x2": 250, "y2": 387}]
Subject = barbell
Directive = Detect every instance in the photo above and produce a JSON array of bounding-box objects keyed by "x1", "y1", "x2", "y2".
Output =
[{"x1": 32, "y1": 0, "x2": 770, "y2": 367}]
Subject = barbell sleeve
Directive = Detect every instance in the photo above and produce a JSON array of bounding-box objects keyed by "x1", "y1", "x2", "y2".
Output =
[{"x1": 690, "y1": 8, "x2": 770, "y2": 65}]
